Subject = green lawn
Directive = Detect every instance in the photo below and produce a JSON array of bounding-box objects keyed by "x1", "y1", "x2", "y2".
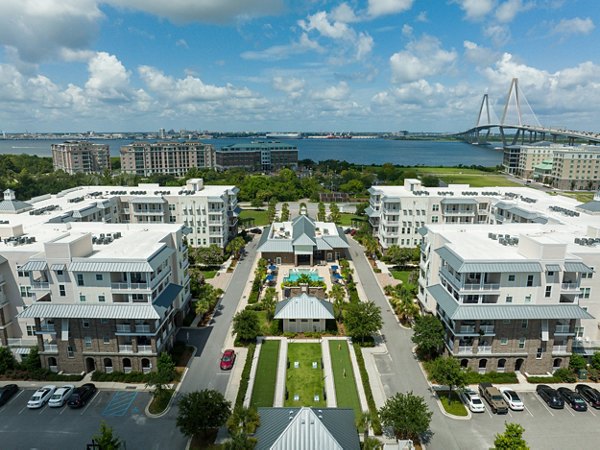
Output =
[
  {"x1": 390, "y1": 270, "x2": 412, "y2": 283},
  {"x1": 251, "y1": 340, "x2": 280, "y2": 407},
  {"x1": 439, "y1": 390, "x2": 468, "y2": 416},
  {"x1": 200, "y1": 270, "x2": 217, "y2": 279},
  {"x1": 328, "y1": 341, "x2": 361, "y2": 420},
  {"x1": 239, "y1": 209, "x2": 270, "y2": 226},
  {"x1": 338, "y1": 213, "x2": 366, "y2": 226},
  {"x1": 559, "y1": 191, "x2": 595, "y2": 203},
  {"x1": 414, "y1": 167, "x2": 520, "y2": 187},
  {"x1": 285, "y1": 343, "x2": 326, "y2": 408}
]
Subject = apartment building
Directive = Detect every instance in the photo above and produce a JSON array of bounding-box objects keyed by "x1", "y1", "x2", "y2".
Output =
[
  {"x1": 0, "y1": 222, "x2": 190, "y2": 374},
  {"x1": 51, "y1": 141, "x2": 110, "y2": 175},
  {"x1": 0, "y1": 179, "x2": 239, "y2": 249},
  {"x1": 550, "y1": 145, "x2": 600, "y2": 190},
  {"x1": 418, "y1": 223, "x2": 598, "y2": 374},
  {"x1": 215, "y1": 141, "x2": 298, "y2": 172},
  {"x1": 515, "y1": 143, "x2": 556, "y2": 180},
  {"x1": 120, "y1": 141, "x2": 215, "y2": 176}
]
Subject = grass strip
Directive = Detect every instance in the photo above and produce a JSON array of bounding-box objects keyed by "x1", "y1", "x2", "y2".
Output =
[{"x1": 251, "y1": 340, "x2": 280, "y2": 407}]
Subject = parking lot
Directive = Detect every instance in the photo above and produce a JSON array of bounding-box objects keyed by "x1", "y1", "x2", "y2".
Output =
[
  {"x1": 457, "y1": 390, "x2": 600, "y2": 449},
  {"x1": 0, "y1": 387, "x2": 187, "y2": 450}
]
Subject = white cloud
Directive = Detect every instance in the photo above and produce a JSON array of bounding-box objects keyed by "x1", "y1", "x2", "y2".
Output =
[
  {"x1": 272, "y1": 76, "x2": 305, "y2": 98},
  {"x1": 240, "y1": 33, "x2": 323, "y2": 61},
  {"x1": 311, "y1": 82, "x2": 350, "y2": 101},
  {"x1": 105, "y1": 0, "x2": 284, "y2": 24},
  {"x1": 331, "y1": 3, "x2": 359, "y2": 23},
  {"x1": 463, "y1": 40, "x2": 498, "y2": 66},
  {"x1": 356, "y1": 33, "x2": 374, "y2": 60},
  {"x1": 85, "y1": 52, "x2": 131, "y2": 101},
  {"x1": 453, "y1": 0, "x2": 495, "y2": 21},
  {"x1": 553, "y1": 17, "x2": 595, "y2": 36},
  {"x1": 416, "y1": 11, "x2": 428, "y2": 22},
  {"x1": 402, "y1": 24, "x2": 413, "y2": 37},
  {"x1": 0, "y1": 0, "x2": 102, "y2": 64},
  {"x1": 176, "y1": 39, "x2": 189, "y2": 49},
  {"x1": 495, "y1": 0, "x2": 532, "y2": 23},
  {"x1": 390, "y1": 35, "x2": 457, "y2": 83},
  {"x1": 299, "y1": 12, "x2": 353, "y2": 40},
  {"x1": 484, "y1": 24, "x2": 511, "y2": 46},
  {"x1": 367, "y1": 0, "x2": 414, "y2": 18}
]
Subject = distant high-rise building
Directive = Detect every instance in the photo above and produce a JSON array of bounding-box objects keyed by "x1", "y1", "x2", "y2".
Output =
[
  {"x1": 159, "y1": 128, "x2": 166, "y2": 139},
  {"x1": 120, "y1": 141, "x2": 215, "y2": 176},
  {"x1": 51, "y1": 141, "x2": 110, "y2": 175}
]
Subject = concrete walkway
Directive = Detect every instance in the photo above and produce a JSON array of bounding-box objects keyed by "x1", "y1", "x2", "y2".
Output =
[
  {"x1": 321, "y1": 338, "x2": 337, "y2": 407},
  {"x1": 273, "y1": 338, "x2": 288, "y2": 407}
]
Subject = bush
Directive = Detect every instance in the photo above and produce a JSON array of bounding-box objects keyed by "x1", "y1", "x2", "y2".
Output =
[
  {"x1": 0, "y1": 368, "x2": 84, "y2": 382},
  {"x1": 591, "y1": 352, "x2": 600, "y2": 370},
  {"x1": 248, "y1": 291, "x2": 260, "y2": 304},
  {"x1": 353, "y1": 343, "x2": 382, "y2": 435},
  {"x1": 234, "y1": 344, "x2": 255, "y2": 410},
  {"x1": 463, "y1": 370, "x2": 518, "y2": 384},
  {"x1": 91, "y1": 371, "x2": 149, "y2": 383},
  {"x1": 569, "y1": 353, "x2": 587, "y2": 372},
  {"x1": 527, "y1": 375, "x2": 562, "y2": 384},
  {"x1": 554, "y1": 368, "x2": 577, "y2": 383}
]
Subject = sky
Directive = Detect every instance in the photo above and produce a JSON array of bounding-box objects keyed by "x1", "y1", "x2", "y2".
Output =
[{"x1": 0, "y1": 0, "x2": 598, "y2": 133}]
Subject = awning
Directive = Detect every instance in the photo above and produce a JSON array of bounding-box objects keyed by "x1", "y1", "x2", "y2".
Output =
[
  {"x1": 564, "y1": 262, "x2": 594, "y2": 274},
  {"x1": 545, "y1": 264, "x2": 561, "y2": 272},
  {"x1": 15, "y1": 348, "x2": 31, "y2": 355},
  {"x1": 18, "y1": 303, "x2": 162, "y2": 320},
  {"x1": 51, "y1": 264, "x2": 66, "y2": 271},
  {"x1": 61, "y1": 319, "x2": 69, "y2": 341},
  {"x1": 69, "y1": 261, "x2": 153, "y2": 272},
  {"x1": 20, "y1": 260, "x2": 48, "y2": 272}
]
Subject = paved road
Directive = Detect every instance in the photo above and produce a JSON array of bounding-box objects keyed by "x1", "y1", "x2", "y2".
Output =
[
  {"x1": 348, "y1": 237, "x2": 461, "y2": 450},
  {"x1": 177, "y1": 235, "x2": 258, "y2": 395}
]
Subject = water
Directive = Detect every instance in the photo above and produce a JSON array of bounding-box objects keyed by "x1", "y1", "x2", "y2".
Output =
[
  {"x1": 285, "y1": 269, "x2": 324, "y2": 282},
  {"x1": 0, "y1": 138, "x2": 503, "y2": 166}
]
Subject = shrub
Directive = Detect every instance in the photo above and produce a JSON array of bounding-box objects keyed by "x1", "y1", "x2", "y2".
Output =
[
  {"x1": 569, "y1": 354, "x2": 587, "y2": 372},
  {"x1": 527, "y1": 375, "x2": 562, "y2": 384},
  {"x1": 91, "y1": 371, "x2": 149, "y2": 383},
  {"x1": 591, "y1": 352, "x2": 600, "y2": 370},
  {"x1": 463, "y1": 370, "x2": 518, "y2": 384},
  {"x1": 589, "y1": 368, "x2": 600, "y2": 382},
  {"x1": 554, "y1": 368, "x2": 577, "y2": 383},
  {"x1": 283, "y1": 332, "x2": 297, "y2": 339},
  {"x1": 353, "y1": 343, "x2": 382, "y2": 435},
  {"x1": 234, "y1": 344, "x2": 255, "y2": 410}
]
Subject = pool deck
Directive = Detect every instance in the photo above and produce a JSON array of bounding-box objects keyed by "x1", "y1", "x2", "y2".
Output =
[{"x1": 271, "y1": 263, "x2": 338, "y2": 299}]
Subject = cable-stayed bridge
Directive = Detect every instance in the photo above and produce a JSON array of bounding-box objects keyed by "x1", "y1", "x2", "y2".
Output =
[{"x1": 458, "y1": 78, "x2": 600, "y2": 147}]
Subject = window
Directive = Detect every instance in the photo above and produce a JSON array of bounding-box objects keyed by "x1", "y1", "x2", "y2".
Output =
[
  {"x1": 103, "y1": 335, "x2": 110, "y2": 344},
  {"x1": 77, "y1": 274, "x2": 84, "y2": 286},
  {"x1": 527, "y1": 275, "x2": 534, "y2": 287},
  {"x1": 67, "y1": 346, "x2": 75, "y2": 358},
  {"x1": 26, "y1": 325, "x2": 35, "y2": 336},
  {"x1": 59, "y1": 285, "x2": 66, "y2": 297},
  {"x1": 547, "y1": 271, "x2": 554, "y2": 276},
  {"x1": 502, "y1": 319, "x2": 511, "y2": 324},
  {"x1": 289, "y1": 319, "x2": 296, "y2": 322},
  {"x1": 79, "y1": 294, "x2": 86, "y2": 302},
  {"x1": 95, "y1": 274, "x2": 103, "y2": 281},
  {"x1": 82, "y1": 319, "x2": 90, "y2": 328},
  {"x1": 100, "y1": 318, "x2": 108, "y2": 324},
  {"x1": 521, "y1": 319, "x2": 528, "y2": 329},
  {"x1": 525, "y1": 295, "x2": 531, "y2": 303},
  {"x1": 575, "y1": 326, "x2": 584, "y2": 338},
  {"x1": 84, "y1": 336, "x2": 92, "y2": 349},
  {"x1": 432, "y1": 216, "x2": 438, "y2": 223},
  {"x1": 20, "y1": 286, "x2": 32, "y2": 297},
  {"x1": 505, "y1": 296, "x2": 513, "y2": 303},
  {"x1": 518, "y1": 338, "x2": 526, "y2": 349},
  {"x1": 545, "y1": 286, "x2": 552, "y2": 298},
  {"x1": 57, "y1": 270, "x2": 63, "y2": 276},
  {"x1": 432, "y1": 204, "x2": 439, "y2": 211},
  {"x1": 581, "y1": 288, "x2": 591, "y2": 299},
  {"x1": 98, "y1": 295, "x2": 106, "y2": 303},
  {"x1": 508, "y1": 274, "x2": 515, "y2": 282},
  {"x1": 500, "y1": 337, "x2": 508, "y2": 345}
]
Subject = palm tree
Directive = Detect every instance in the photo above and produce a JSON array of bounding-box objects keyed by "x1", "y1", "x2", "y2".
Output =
[
  {"x1": 329, "y1": 284, "x2": 345, "y2": 323},
  {"x1": 356, "y1": 410, "x2": 371, "y2": 443},
  {"x1": 261, "y1": 288, "x2": 277, "y2": 321}
]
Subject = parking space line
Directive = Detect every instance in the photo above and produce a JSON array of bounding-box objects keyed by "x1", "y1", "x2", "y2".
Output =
[
  {"x1": 523, "y1": 405, "x2": 534, "y2": 417},
  {"x1": 2, "y1": 390, "x2": 24, "y2": 408},
  {"x1": 532, "y1": 394, "x2": 554, "y2": 417},
  {"x1": 38, "y1": 404, "x2": 47, "y2": 415},
  {"x1": 565, "y1": 406, "x2": 575, "y2": 417},
  {"x1": 81, "y1": 391, "x2": 101, "y2": 416},
  {"x1": 18, "y1": 404, "x2": 28, "y2": 415},
  {"x1": 507, "y1": 410, "x2": 513, "y2": 418},
  {"x1": 102, "y1": 392, "x2": 137, "y2": 417},
  {"x1": 588, "y1": 408, "x2": 597, "y2": 417}
]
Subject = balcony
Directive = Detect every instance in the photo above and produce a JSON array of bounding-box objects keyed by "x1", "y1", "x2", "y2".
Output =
[
  {"x1": 479, "y1": 325, "x2": 495, "y2": 335},
  {"x1": 561, "y1": 282, "x2": 580, "y2": 292},
  {"x1": 443, "y1": 209, "x2": 475, "y2": 216},
  {"x1": 116, "y1": 324, "x2": 131, "y2": 333},
  {"x1": 552, "y1": 345, "x2": 568, "y2": 354},
  {"x1": 462, "y1": 283, "x2": 500, "y2": 291},
  {"x1": 111, "y1": 282, "x2": 150, "y2": 292},
  {"x1": 135, "y1": 325, "x2": 151, "y2": 333},
  {"x1": 119, "y1": 345, "x2": 133, "y2": 353},
  {"x1": 457, "y1": 325, "x2": 476, "y2": 335},
  {"x1": 44, "y1": 343, "x2": 58, "y2": 353},
  {"x1": 137, "y1": 345, "x2": 154, "y2": 354},
  {"x1": 30, "y1": 281, "x2": 50, "y2": 290},
  {"x1": 457, "y1": 346, "x2": 474, "y2": 355},
  {"x1": 6, "y1": 337, "x2": 38, "y2": 347},
  {"x1": 555, "y1": 325, "x2": 572, "y2": 334},
  {"x1": 36, "y1": 324, "x2": 56, "y2": 334},
  {"x1": 478, "y1": 346, "x2": 492, "y2": 354}
]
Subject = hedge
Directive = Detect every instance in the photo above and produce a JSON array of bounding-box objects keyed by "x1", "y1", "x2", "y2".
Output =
[
  {"x1": 353, "y1": 343, "x2": 382, "y2": 435},
  {"x1": 234, "y1": 343, "x2": 256, "y2": 410},
  {"x1": 91, "y1": 371, "x2": 149, "y2": 383},
  {"x1": 0, "y1": 369, "x2": 84, "y2": 382},
  {"x1": 526, "y1": 375, "x2": 562, "y2": 384},
  {"x1": 464, "y1": 371, "x2": 518, "y2": 384}
]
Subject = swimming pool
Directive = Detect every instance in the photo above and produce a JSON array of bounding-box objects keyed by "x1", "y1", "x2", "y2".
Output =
[{"x1": 284, "y1": 269, "x2": 324, "y2": 282}]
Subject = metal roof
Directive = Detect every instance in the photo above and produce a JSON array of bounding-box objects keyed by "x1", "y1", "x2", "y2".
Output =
[
  {"x1": 50, "y1": 264, "x2": 67, "y2": 271},
  {"x1": 18, "y1": 303, "x2": 161, "y2": 320},
  {"x1": 20, "y1": 260, "x2": 48, "y2": 271},
  {"x1": 564, "y1": 262, "x2": 594, "y2": 273},
  {"x1": 545, "y1": 264, "x2": 561, "y2": 272},
  {"x1": 364, "y1": 206, "x2": 379, "y2": 217},
  {"x1": 440, "y1": 198, "x2": 477, "y2": 205},
  {"x1": 428, "y1": 284, "x2": 593, "y2": 321},
  {"x1": 255, "y1": 407, "x2": 359, "y2": 450},
  {"x1": 0, "y1": 199, "x2": 32, "y2": 213},
  {"x1": 69, "y1": 261, "x2": 154, "y2": 272},
  {"x1": 292, "y1": 215, "x2": 316, "y2": 241},
  {"x1": 274, "y1": 294, "x2": 334, "y2": 320},
  {"x1": 129, "y1": 197, "x2": 166, "y2": 204},
  {"x1": 154, "y1": 283, "x2": 182, "y2": 309},
  {"x1": 577, "y1": 200, "x2": 600, "y2": 213},
  {"x1": 435, "y1": 247, "x2": 542, "y2": 273},
  {"x1": 293, "y1": 234, "x2": 316, "y2": 246},
  {"x1": 321, "y1": 234, "x2": 349, "y2": 249},
  {"x1": 258, "y1": 240, "x2": 294, "y2": 253},
  {"x1": 316, "y1": 239, "x2": 332, "y2": 250}
]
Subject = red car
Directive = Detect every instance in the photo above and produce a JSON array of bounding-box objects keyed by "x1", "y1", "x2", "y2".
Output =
[{"x1": 220, "y1": 349, "x2": 236, "y2": 370}]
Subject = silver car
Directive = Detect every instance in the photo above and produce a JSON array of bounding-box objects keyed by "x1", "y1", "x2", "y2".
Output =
[
  {"x1": 27, "y1": 385, "x2": 56, "y2": 409},
  {"x1": 48, "y1": 385, "x2": 75, "y2": 408}
]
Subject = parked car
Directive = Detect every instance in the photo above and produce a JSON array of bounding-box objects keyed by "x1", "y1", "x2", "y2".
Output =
[
  {"x1": 536, "y1": 384, "x2": 564, "y2": 409},
  {"x1": 558, "y1": 387, "x2": 588, "y2": 412},
  {"x1": 220, "y1": 349, "x2": 236, "y2": 370},
  {"x1": 478, "y1": 383, "x2": 508, "y2": 414},
  {"x1": 460, "y1": 389, "x2": 485, "y2": 413},
  {"x1": 48, "y1": 385, "x2": 75, "y2": 408},
  {"x1": 500, "y1": 388, "x2": 524, "y2": 411},
  {"x1": 575, "y1": 384, "x2": 600, "y2": 409},
  {"x1": 0, "y1": 384, "x2": 19, "y2": 407},
  {"x1": 67, "y1": 383, "x2": 97, "y2": 409},
  {"x1": 27, "y1": 385, "x2": 56, "y2": 409}
]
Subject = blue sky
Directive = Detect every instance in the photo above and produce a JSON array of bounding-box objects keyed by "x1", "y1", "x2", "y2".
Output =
[{"x1": 0, "y1": 0, "x2": 598, "y2": 133}]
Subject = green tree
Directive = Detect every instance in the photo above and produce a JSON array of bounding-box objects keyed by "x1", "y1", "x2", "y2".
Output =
[
  {"x1": 223, "y1": 431, "x2": 257, "y2": 450},
  {"x1": 227, "y1": 406, "x2": 261, "y2": 434},
  {"x1": 267, "y1": 198, "x2": 277, "y2": 223},
  {"x1": 190, "y1": 244, "x2": 224, "y2": 266},
  {"x1": 91, "y1": 421, "x2": 122, "y2": 450},
  {"x1": 378, "y1": 391, "x2": 432, "y2": 441},
  {"x1": 569, "y1": 353, "x2": 587, "y2": 372},
  {"x1": 411, "y1": 315, "x2": 445, "y2": 361},
  {"x1": 329, "y1": 284, "x2": 345, "y2": 323},
  {"x1": 317, "y1": 202, "x2": 326, "y2": 221},
  {"x1": 362, "y1": 437, "x2": 383, "y2": 450},
  {"x1": 226, "y1": 236, "x2": 246, "y2": 259},
  {"x1": 0, "y1": 346, "x2": 17, "y2": 374},
  {"x1": 233, "y1": 309, "x2": 261, "y2": 342},
  {"x1": 356, "y1": 410, "x2": 372, "y2": 443},
  {"x1": 591, "y1": 351, "x2": 600, "y2": 370},
  {"x1": 421, "y1": 175, "x2": 439, "y2": 187},
  {"x1": 385, "y1": 246, "x2": 419, "y2": 266},
  {"x1": 394, "y1": 296, "x2": 420, "y2": 325},
  {"x1": 429, "y1": 356, "x2": 467, "y2": 400},
  {"x1": 176, "y1": 390, "x2": 231, "y2": 438},
  {"x1": 344, "y1": 301, "x2": 382, "y2": 343},
  {"x1": 493, "y1": 422, "x2": 530, "y2": 450},
  {"x1": 280, "y1": 202, "x2": 290, "y2": 221},
  {"x1": 261, "y1": 287, "x2": 277, "y2": 321},
  {"x1": 194, "y1": 299, "x2": 210, "y2": 318},
  {"x1": 355, "y1": 202, "x2": 369, "y2": 216},
  {"x1": 21, "y1": 346, "x2": 42, "y2": 372},
  {"x1": 146, "y1": 352, "x2": 176, "y2": 396},
  {"x1": 328, "y1": 202, "x2": 341, "y2": 223}
]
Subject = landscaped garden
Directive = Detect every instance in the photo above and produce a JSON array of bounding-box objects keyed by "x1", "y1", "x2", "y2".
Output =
[
  {"x1": 251, "y1": 340, "x2": 280, "y2": 407},
  {"x1": 328, "y1": 340, "x2": 361, "y2": 420},
  {"x1": 285, "y1": 343, "x2": 326, "y2": 408},
  {"x1": 239, "y1": 208, "x2": 269, "y2": 226}
]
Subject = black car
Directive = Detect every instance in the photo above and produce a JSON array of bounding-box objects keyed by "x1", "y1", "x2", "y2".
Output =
[
  {"x1": 0, "y1": 384, "x2": 19, "y2": 406},
  {"x1": 536, "y1": 384, "x2": 564, "y2": 409},
  {"x1": 558, "y1": 387, "x2": 588, "y2": 411},
  {"x1": 67, "y1": 383, "x2": 97, "y2": 408},
  {"x1": 575, "y1": 384, "x2": 600, "y2": 409}
]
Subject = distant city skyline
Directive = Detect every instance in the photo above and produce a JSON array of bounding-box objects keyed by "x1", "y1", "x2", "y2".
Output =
[{"x1": 0, "y1": 1, "x2": 598, "y2": 133}]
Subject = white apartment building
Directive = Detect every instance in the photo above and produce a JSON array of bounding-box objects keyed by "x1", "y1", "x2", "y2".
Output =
[
  {"x1": 51, "y1": 141, "x2": 111, "y2": 175},
  {"x1": 0, "y1": 221, "x2": 190, "y2": 373},
  {"x1": 418, "y1": 223, "x2": 598, "y2": 374}
]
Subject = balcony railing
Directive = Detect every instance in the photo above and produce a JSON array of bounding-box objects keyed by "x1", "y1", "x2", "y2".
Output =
[
  {"x1": 137, "y1": 345, "x2": 153, "y2": 354},
  {"x1": 37, "y1": 325, "x2": 56, "y2": 334},
  {"x1": 555, "y1": 325, "x2": 571, "y2": 334},
  {"x1": 478, "y1": 346, "x2": 492, "y2": 354},
  {"x1": 561, "y1": 283, "x2": 580, "y2": 291},
  {"x1": 457, "y1": 346, "x2": 474, "y2": 355},
  {"x1": 6, "y1": 338, "x2": 38, "y2": 347},
  {"x1": 116, "y1": 324, "x2": 131, "y2": 333},
  {"x1": 135, "y1": 325, "x2": 151, "y2": 333},
  {"x1": 105, "y1": 366, "x2": 114, "y2": 374},
  {"x1": 458, "y1": 326, "x2": 476, "y2": 334},
  {"x1": 119, "y1": 345, "x2": 133, "y2": 353},
  {"x1": 462, "y1": 283, "x2": 500, "y2": 291},
  {"x1": 49, "y1": 365, "x2": 58, "y2": 373},
  {"x1": 552, "y1": 345, "x2": 568, "y2": 353},
  {"x1": 480, "y1": 325, "x2": 495, "y2": 334},
  {"x1": 111, "y1": 282, "x2": 149, "y2": 291},
  {"x1": 30, "y1": 281, "x2": 50, "y2": 290},
  {"x1": 44, "y1": 344, "x2": 58, "y2": 353}
]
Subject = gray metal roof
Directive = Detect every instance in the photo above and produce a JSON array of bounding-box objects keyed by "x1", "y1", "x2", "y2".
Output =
[
  {"x1": 20, "y1": 260, "x2": 48, "y2": 271},
  {"x1": 154, "y1": 283, "x2": 182, "y2": 309},
  {"x1": 0, "y1": 199, "x2": 32, "y2": 213},
  {"x1": 293, "y1": 234, "x2": 316, "y2": 246},
  {"x1": 364, "y1": 206, "x2": 379, "y2": 217},
  {"x1": 17, "y1": 303, "x2": 161, "y2": 320},
  {"x1": 428, "y1": 284, "x2": 594, "y2": 321},
  {"x1": 577, "y1": 200, "x2": 600, "y2": 213},
  {"x1": 50, "y1": 264, "x2": 67, "y2": 271},
  {"x1": 292, "y1": 215, "x2": 316, "y2": 242},
  {"x1": 440, "y1": 198, "x2": 477, "y2": 205},
  {"x1": 69, "y1": 261, "x2": 154, "y2": 272},
  {"x1": 321, "y1": 234, "x2": 349, "y2": 249},
  {"x1": 258, "y1": 240, "x2": 294, "y2": 253},
  {"x1": 129, "y1": 196, "x2": 166, "y2": 204},
  {"x1": 564, "y1": 262, "x2": 594, "y2": 273},
  {"x1": 435, "y1": 247, "x2": 542, "y2": 273},
  {"x1": 255, "y1": 407, "x2": 359, "y2": 450},
  {"x1": 274, "y1": 294, "x2": 334, "y2": 320},
  {"x1": 72, "y1": 205, "x2": 100, "y2": 218},
  {"x1": 316, "y1": 239, "x2": 332, "y2": 250},
  {"x1": 545, "y1": 264, "x2": 561, "y2": 272}
]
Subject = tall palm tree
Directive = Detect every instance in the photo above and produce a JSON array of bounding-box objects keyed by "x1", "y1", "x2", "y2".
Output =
[{"x1": 356, "y1": 410, "x2": 371, "y2": 443}]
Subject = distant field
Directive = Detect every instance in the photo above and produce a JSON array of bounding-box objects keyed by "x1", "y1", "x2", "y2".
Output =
[
  {"x1": 414, "y1": 167, "x2": 521, "y2": 188},
  {"x1": 239, "y1": 209, "x2": 269, "y2": 226},
  {"x1": 338, "y1": 213, "x2": 365, "y2": 226},
  {"x1": 559, "y1": 191, "x2": 594, "y2": 203},
  {"x1": 415, "y1": 167, "x2": 496, "y2": 175}
]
